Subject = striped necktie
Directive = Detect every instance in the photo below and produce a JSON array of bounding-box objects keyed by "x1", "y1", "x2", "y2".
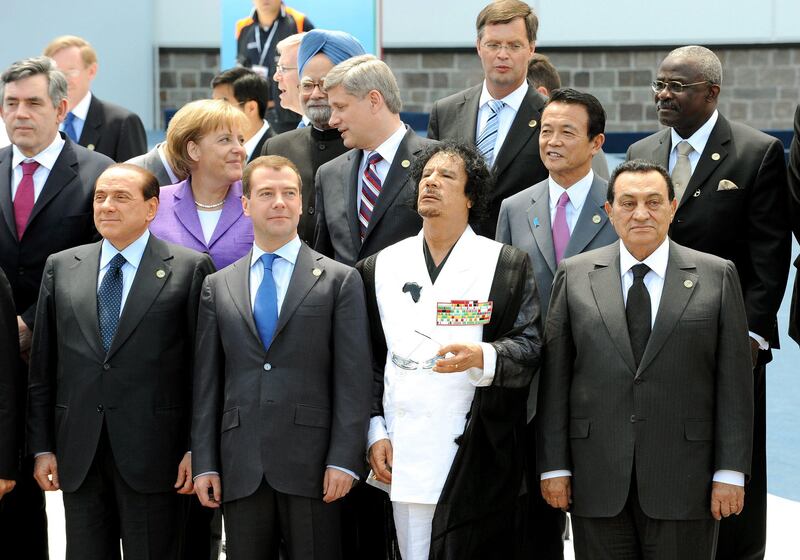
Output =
[
  {"x1": 476, "y1": 99, "x2": 505, "y2": 166},
  {"x1": 359, "y1": 152, "x2": 383, "y2": 241}
]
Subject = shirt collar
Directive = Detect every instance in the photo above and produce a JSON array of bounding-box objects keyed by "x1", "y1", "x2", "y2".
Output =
[
  {"x1": 363, "y1": 124, "x2": 406, "y2": 167},
  {"x1": 548, "y1": 170, "x2": 594, "y2": 211},
  {"x1": 12, "y1": 133, "x2": 65, "y2": 171},
  {"x1": 244, "y1": 119, "x2": 271, "y2": 158},
  {"x1": 156, "y1": 142, "x2": 180, "y2": 184},
  {"x1": 100, "y1": 230, "x2": 151, "y2": 269},
  {"x1": 70, "y1": 91, "x2": 92, "y2": 121},
  {"x1": 669, "y1": 109, "x2": 718, "y2": 156},
  {"x1": 251, "y1": 235, "x2": 302, "y2": 268},
  {"x1": 619, "y1": 237, "x2": 670, "y2": 280},
  {"x1": 478, "y1": 79, "x2": 528, "y2": 112}
]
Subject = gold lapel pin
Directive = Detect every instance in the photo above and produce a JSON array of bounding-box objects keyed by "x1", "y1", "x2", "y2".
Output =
[
  {"x1": 693, "y1": 189, "x2": 701, "y2": 197},
  {"x1": 711, "y1": 153, "x2": 720, "y2": 161},
  {"x1": 528, "y1": 119, "x2": 537, "y2": 128},
  {"x1": 156, "y1": 269, "x2": 166, "y2": 279},
  {"x1": 401, "y1": 159, "x2": 410, "y2": 168},
  {"x1": 312, "y1": 268, "x2": 322, "y2": 277},
  {"x1": 684, "y1": 280, "x2": 693, "y2": 288},
  {"x1": 592, "y1": 214, "x2": 601, "y2": 224},
  {"x1": 87, "y1": 144, "x2": 95, "y2": 151}
]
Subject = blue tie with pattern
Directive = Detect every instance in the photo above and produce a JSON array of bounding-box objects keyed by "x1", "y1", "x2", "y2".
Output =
[
  {"x1": 98, "y1": 253, "x2": 126, "y2": 352},
  {"x1": 476, "y1": 99, "x2": 505, "y2": 166},
  {"x1": 254, "y1": 253, "x2": 279, "y2": 350},
  {"x1": 63, "y1": 112, "x2": 79, "y2": 143}
]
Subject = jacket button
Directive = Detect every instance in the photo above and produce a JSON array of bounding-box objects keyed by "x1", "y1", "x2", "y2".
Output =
[
  {"x1": 630, "y1": 414, "x2": 637, "y2": 423},
  {"x1": 18, "y1": 267, "x2": 25, "y2": 275},
  {"x1": 263, "y1": 363, "x2": 272, "y2": 371},
  {"x1": 318, "y1": 143, "x2": 327, "y2": 150},
  {"x1": 103, "y1": 363, "x2": 110, "y2": 371},
  {"x1": 97, "y1": 405, "x2": 104, "y2": 413},
  {"x1": 308, "y1": 206, "x2": 315, "y2": 215},
  {"x1": 634, "y1": 378, "x2": 642, "y2": 385}
]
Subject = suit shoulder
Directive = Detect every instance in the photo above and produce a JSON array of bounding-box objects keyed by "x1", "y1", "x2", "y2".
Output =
[
  {"x1": 317, "y1": 149, "x2": 355, "y2": 175},
  {"x1": 504, "y1": 178, "x2": 546, "y2": 207},
  {"x1": 72, "y1": 142, "x2": 115, "y2": 169},
  {"x1": 158, "y1": 238, "x2": 213, "y2": 265},
  {"x1": 49, "y1": 241, "x2": 101, "y2": 265},
  {"x1": 726, "y1": 118, "x2": 782, "y2": 148},
  {"x1": 432, "y1": 84, "x2": 482, "y2": 109},
  {"x1": 564, "y1": 243, "x2": 618, "y2": 269},
  {"x1": 671, "y1": 241, "x2": 732, "y2": 270},
  {"x1": 92, "y1": 96, "x2": 142, "y2": 122},
  {"x1": 264, "y1": 128, "x2": 309, "y2": 152},
  {"x1": 627, "y1": 129, "x2": 669, "y2": 154},
  {"x1": 311, "y1": 250, "x2": 358, "y2": 278}
]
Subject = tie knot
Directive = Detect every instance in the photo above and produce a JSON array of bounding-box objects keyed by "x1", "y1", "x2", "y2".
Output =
[
  {"x1": 21, "y1": 161, "x2": 40, "y2": 176},
  {"x1": 631, "y1": 263, "x2": 650, "y2": 281},
  {"x1": 108, "y1": 253, "x2": 127, "y2": 272},
  {"x1": 676, "y1": 140, "x2": 693, "y2": 156},
  {"x1": 368, "y1": 152, "x2": 383, "y2": 167},
  {"x1": 260, "y1": 252, "x2": 277, "y2": 271},
  {"x1": 557, "y1": 191, "x2": 570, "y2": 208},
  {"x1": 487, "y1": 99, "x2": 505, "y2": 114},
  {"x1": 65, "y1": 111, "x2": 76, "y2": 124}
]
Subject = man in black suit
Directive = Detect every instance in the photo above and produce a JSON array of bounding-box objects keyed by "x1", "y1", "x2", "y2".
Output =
[
  {"x1": 212, "y1": 67, "x2": 276, "y2": 163},
  {"x1": 314, "y1": 54, "x2": 436, "y2": 266},
  {"x1": 192, "y1": 155, "x2": 372, "y2": 559},
  {"x1": 0, "y1": 56, "x2": 113, "y2": 559},
  {"x1": 44, "y1": 35, "x2": 147, "y2": 162},
  {"x1": 787, "y1": 105, "x2": 800, "y2": 345},
  {"x1": 27, "y1": 163, "x2": 214, "y2": 559},
  {"x1": 0, "y1": 268, "x2": 18, "y2": 504},
  {"x1": 427, "y1": 0, "x2": 548, "y2": 236},
  {"x1": 626, "y1": 45, "x2": 791, "y2": 560}
]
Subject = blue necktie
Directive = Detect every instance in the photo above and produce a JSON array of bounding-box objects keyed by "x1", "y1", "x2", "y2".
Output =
[
  {"x1": 98, "y1": 253, "x2": 126, "y2": 352},
  {"x1": 296, "y1": 120, "x2": 307, "y2": 129},
  {"x1": 476, "y1": 99, "x2": 505, "y2": 166},
  {"x1": 63, "y1": 112, "x2": 79, "y2": 143},
  {"x1": 254, "y1": 253, "x2": 279, "y2": 350}
]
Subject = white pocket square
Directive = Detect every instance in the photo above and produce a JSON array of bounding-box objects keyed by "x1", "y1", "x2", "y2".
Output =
[{"x1": 717, "y1": 179, "x2": 739, "y2": 191}]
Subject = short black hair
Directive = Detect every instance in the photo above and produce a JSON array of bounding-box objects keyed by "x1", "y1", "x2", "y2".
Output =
[
  {"x1": 98, "y1": 163, "x2": 160, "y2": 201},
  {"x1": 607, "y1": 159, "x2": 675, "y2": 203},
  {"x1": 527, "y1": 53, "x2": 561, "y2": 93},
  {"x1": 211, "y1": 67, "x2": 270, "y2": 120},
  {"x1": 544, "y1": 88, "x2": 606, "y2": 140},
  {"x1": 409, "y1": 140, "x2": 493, "y2": 227}
]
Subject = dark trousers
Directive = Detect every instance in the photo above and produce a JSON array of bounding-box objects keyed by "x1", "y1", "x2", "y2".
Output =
[
  {"x1": 223, "y1": 478, "x2": 342, "y2": 560},
  {"x1": 716, "y1": 364, "x2": 767, "y2": 560},
  {"x1": 0, "y1": 455, "x2": 49, "y2": 560},
  {"x1": 571, "y1": 474, "x2": 718, "y2": 560},
  {"x1": 62, "y1": 429, "x2": 184, "y2": 560},
  {"x1": 341, "y1": 482, "x2": 393, "y2": 559},
  {"x1": 182, "y1": 496, "x2": 222, "y2": 560}
]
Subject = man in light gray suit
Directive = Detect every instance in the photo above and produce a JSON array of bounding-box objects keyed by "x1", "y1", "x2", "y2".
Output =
[
  {"x1": 496, "y1": 87, "x2": 616, "y2": 560},
  {"x1": 537, "y1": 160, "x2": 753, "y2": 560},
  {"x1": 191, "y1": 155, "x2": 372, "y2": 560},
  {"x1": 126, "y1": 142, "x2": 180, "y2": 187},
  {"x1": 313, "y1": 54, "x2": 436, "y2": 266}
]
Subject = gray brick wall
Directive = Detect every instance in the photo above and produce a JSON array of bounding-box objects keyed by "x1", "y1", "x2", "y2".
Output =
[
  {"x1": 385, "y1": 47, "x2": 800, "y2": 132},
  {"x1": 158, "y1": 48, "x2": 220, "y2": 128}
]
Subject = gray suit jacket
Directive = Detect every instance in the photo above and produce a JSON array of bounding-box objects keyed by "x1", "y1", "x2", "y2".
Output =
[
  {"x1": 537, "y1": 240, "x2": 753, "y2": 520},
  {"x1": 126, "y1": 143, "x2": 175, "y2": 187},
  {"x1": 312, "y1": 126, "x2": 435, "y2": 266},
  {"x1": 496, "y1": 175, "x2": 617, "y2": 419},
  {"x1": 191, "y1": 243, "x2": 373, "y2": 502}
]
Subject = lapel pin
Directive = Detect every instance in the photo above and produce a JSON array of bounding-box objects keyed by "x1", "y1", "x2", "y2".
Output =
[
  {"x1": 684, "y1": 280, "x2": 693, "y2": 288},
  {"x1": 592, "y1": 214, "x2": 601, "y2": 224},
  {"x1": 532, "y1": 217, "x2": 540, "y2": 228},
  {"x1": 401, "y1": 159, "x2": 410, "y2": 168},
  {"x1": 693, "y1": 189, "x2": 701, "y2": 197},
  {"x1": 711, "y1": 152, "x2": 720, "y2": 161},
  {"x1": 87, "y1": 144, "x2": 95, "y2": 151},
  {"x1": 312, "y1": 268, "x2": 322, "y2": 277},
  {"x1": 528, "y1": 119, "x2": 537, "y2": 128},
  {"x1": 155, "y1": 269, "x2": 166, "y2": 279}
]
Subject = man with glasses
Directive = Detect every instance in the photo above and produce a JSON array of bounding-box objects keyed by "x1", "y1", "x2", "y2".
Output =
[
  {"x1": 627, "y1": 45, "x2": 791, "y2": 560},
  {"x1": 261, "y1": 29, "x2": 364, "y2": 244},
  {"x1": 272, "y1": 33, "x2": 307, "y2": 130},
  {"x1": 427, "y1": 0, "x2": 548, "y2": 236}
]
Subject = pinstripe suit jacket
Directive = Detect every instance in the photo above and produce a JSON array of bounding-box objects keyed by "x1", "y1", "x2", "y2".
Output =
[{"x1": 537, "y1": 240, "x2": 753, "y2": 520}]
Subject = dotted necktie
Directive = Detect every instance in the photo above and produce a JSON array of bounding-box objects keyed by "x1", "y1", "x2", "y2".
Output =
[
  {"x1": 63, "y1": 112, "x2": 79, "y2": 143},
  {"x1": 552, "y1": 192, "x2": 571, "y2": 264},
  {"x1": 671, "y1": 140, "x2": 694, "y2": 202},
  {"x1": 476, "y1": 99, "x2": 505, "y2": 166},
  {"x1": 626, "y1": 263, "x2": 651, "y2": 367},
  {"x1": 13, "y1": 160, "x2": 40, "y2": 239},
  {"x1": 253, "y1": 253, "x2": 279, "y2": 350},
  {"x1": 98, "y1": 253, "x2": 127, "y2": 352},
  {"x1": 359, "y1": 152, "x2": 383, "y2": 241}
]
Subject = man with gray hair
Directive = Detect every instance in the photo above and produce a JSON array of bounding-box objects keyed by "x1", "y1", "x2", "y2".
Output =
[
  {"x1": 627, "y1": 45, "x2": 791, "y2": 560},
  {"x1": 0, "y1": 55, "x2": 112, "y2": 559},
  {"x1": 313, "y1": 54, "x2": 436, "y2": 266},
  {"x1": 273, "y1": 33, "x2": 307, "y2": 130}
]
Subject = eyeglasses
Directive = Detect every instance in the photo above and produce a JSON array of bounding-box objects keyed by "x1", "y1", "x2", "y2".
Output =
[
  {"x1": 481, "y1": 42, "x2": 528, "y2": 54},
  {"x1": 275, "y1": 64, "x2": 296, "y2": 76},
  {"x1": 299, "y1": 78, "x2": 325, "y2": 94},
  {"x1": 651, "y1": 80, "x2": 711, "y2": 94},
  {"x1": 390, "y1": 330, "x2": 444, "y2": 371}
]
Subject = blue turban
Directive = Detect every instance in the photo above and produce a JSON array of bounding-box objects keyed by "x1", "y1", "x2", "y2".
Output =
[{"x1": 297, "y1": 29, "x2": 366, "y2": 78}]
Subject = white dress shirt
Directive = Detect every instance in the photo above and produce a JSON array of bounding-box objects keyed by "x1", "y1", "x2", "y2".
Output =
[
  {"x1": 11, "y1": 134, "x2": 65, "y2": 202},
  {"x1": 59, "y1": 90, "x2": 92, "y2": 141},
  {"x1": 356, "y1": 124, "x2": 407, "y2": 215},
  {"x1": 98, "y1": 230, "x2": 151, "y2": 314},
  {"x1": 244, "y1": 119, "x2": 272, "y2": 160},
  {"x1": 547, "y1": 170, "x2": 595, "y2": 234},
  {"x1": 476, "y1": 80, "x2": 528, "y2": 159},
  {"x1": 197, "y1": 209, "x2": 223, "y2": 244},
  {"x1": 542, "y1": 238, "x2": 744, "y2": 486}
]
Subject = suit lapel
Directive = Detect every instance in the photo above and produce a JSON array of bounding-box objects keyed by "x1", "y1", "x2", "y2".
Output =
[
  {"x1": 27, "y1": 138, "x2": 80, "y2": 228},
  {"x1": 273, "y1": 244, "x2": 322, "y2": 338},
  {"x1": 565, "y1": 176, "x2": 610, "y2": 258},
  {"x1": 493, "y1": 86, "x2": 544, "y2": 177},
  {"x1": 0, "y1": 148, "x2": 15, "y2": 238},
  {"x1": 173, "y1": 180, "x2": 207, "y2": 247},
  {"x1": 68, "y1": 242, "x2": 105, "y2": 358},
  {"x1": 106, "y1": 236, "x2": 172, "y2": 359},
  {"x1": 207, "y1": 181, "x2": 245, "y2": 247},
  {"x1": 459, "y1": 87, "x2": 481, "y2": 143},
  {"x1": 636, "y1": 241, "x2": 697, "y2": 374},
  {"x1": 344, "y1": 150, "x2": 363, "y2": 253},
  {"x1": 681, "y1": 116, "x2": 730, "y2": 209},
  {"x1": 588, "y1": 242, "x2": 637, "y2": 374},
  {"x1": 364, "y1": 128, "x2": 416, "y2": 240},
  {"x1": 79, "y1": 96, "x2": 103, "y2": 148},
  {"x1": 527, "y1": 181, "x2": 556, "y2": 274},
  {"x1": 225, "y1": 251, "x2": 260, "y2": 342}
]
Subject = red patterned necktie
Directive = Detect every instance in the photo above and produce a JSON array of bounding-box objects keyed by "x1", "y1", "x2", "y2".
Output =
[
  {"x1": 359, "y1": 152, "x2": 383, "y2": 240},
  {"x1": 13, "y1": 160, "x2": 40, "y2": 239}
]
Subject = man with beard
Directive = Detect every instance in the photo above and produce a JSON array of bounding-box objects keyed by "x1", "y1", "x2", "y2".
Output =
[{"x1": 262, "y1": 30, "x2": 364, "y2": 244}]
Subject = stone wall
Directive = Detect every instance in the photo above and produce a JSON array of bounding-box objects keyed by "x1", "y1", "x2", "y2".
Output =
[
  {"x1": 157, "y1": 48, "x2": 220, "y2": 128},
  {"x1": 385, "y1": 46, "x2": 800, "y2": 132}
]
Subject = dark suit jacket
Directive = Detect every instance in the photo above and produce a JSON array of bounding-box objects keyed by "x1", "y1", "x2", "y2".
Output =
[
  {"x1": 191, "y1": 243, "x2": 372, "y2": 502},
  {"x1": 248, "y1": 125, "x2": 276, "y2": 164},
  {"x1": 0, "y1": 135, "x2": 113, "y2": 328},
  {"x1": 313, "y1": 127, "x2": 435, "y2": 266},
  {"x1": 79, "y1": 95, "x2": 147, "y2": 162},
  {"x1": 627, "y1": 114, "x2": 791, "y2": 352},
  {"x1": 537, "y1": 241, "x2": 754, "y2": 520},
  {"x1": 26, "y1": 235, "x2": 214, "y2": 493},
  {"x1": 787, "y1": 105, "x2": 800, "y2": 345},
  {"x1": 126, "y1": 143, "x2": 176, "y2": 187},
  {"x1": 428, "y1": 83, "x2": 549, "y2": 236},
  {"x1": 0, "y1": 268, "x2": 18, "y2": 480},
  {"x1": 262, "y1": 126, "x2": 349, "y2": 244}
]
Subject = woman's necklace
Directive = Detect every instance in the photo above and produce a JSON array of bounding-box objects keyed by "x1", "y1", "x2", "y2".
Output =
[{"x1": 194, "y1": 199, "x2": 225, "y2": 209}]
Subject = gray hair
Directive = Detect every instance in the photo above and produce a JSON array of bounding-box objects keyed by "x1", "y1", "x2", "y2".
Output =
[
  {"x1": 666, "y1": 45, "x2": 723, "y2": 85},
  {"x1": 276, "y1": 32, "x2": 306, "y2": 54},
  {"x1": 0, "y1": 56, "x2": 68, "y2": 108},
  {"x1": 322, "y1": 54, "x2": 402, "y2": 114}
]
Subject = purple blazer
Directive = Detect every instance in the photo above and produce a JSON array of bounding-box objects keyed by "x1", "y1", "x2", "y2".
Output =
[{"x1": 150, "y1": 178, "x2": 254, "y2": 270}]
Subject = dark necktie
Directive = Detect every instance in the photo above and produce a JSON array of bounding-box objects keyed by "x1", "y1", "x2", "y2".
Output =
[
  {"x1": 63, "y1": 112, "x2": 79, "y2": 143},
  {"x1": 359, "y1": 152, "x2": 383, "y2": 241},
  {"x1": 626, "y1": 263, "x2": 651, "y2": 367},
  {"x1": 98, "y1": 253, "x2": 127, "y2": 352},
  {"x1": 254, "y1": 253, "x2": 279, "y2": 350},
  {"x1": 13, "y1": 160, "x2": 40, "y2": 239}
]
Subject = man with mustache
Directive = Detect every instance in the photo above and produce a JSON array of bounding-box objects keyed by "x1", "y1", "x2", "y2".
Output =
[
  {"x1": 626, "y1": 45, "x2": 791, "y2": 560},
  {"x1": 262, "y1": 29, "x2": 365, "y2": 245}
]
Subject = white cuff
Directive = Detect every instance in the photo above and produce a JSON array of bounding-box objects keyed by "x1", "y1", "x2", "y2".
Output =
[
  {"x1": 33, "y1": 452, "x2": 54, "y2": 458},
  {"x1": 713, "y1": 470, "x2": 745, "y2": 487},
  {"x1": 368, "y1": 416, "x2": 389, "y2": 448},
  {"x1": 193, "y1": 471, "x2": 219, "y2": 481},
  {"x1": 541, "y1": 470, "x2": 572, "y2": 480},
  {"x1": 327, "y1": 465, "x2": 359, "y2": 481},
  {"x1": 467, "y1": 342, "x2": 496, "y2": 387},
  {"x1": 748, "y1": 331, "x2": 769, "y2": 350}
]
